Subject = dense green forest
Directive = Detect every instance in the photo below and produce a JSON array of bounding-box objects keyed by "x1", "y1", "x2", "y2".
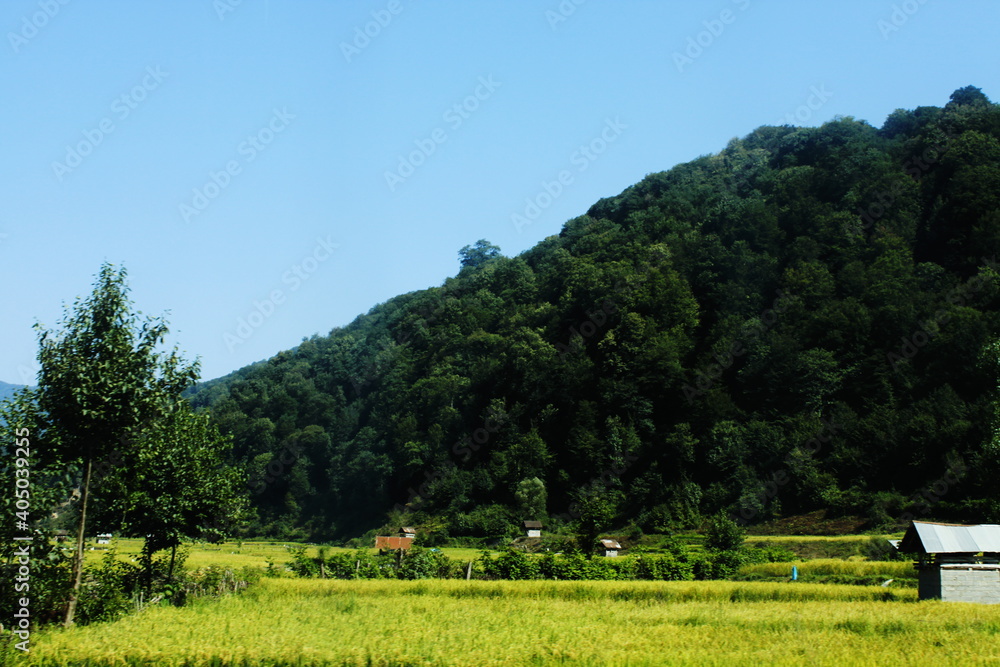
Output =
[{"x1": 189, "y1": 87, "x2": 1000, "y2": 541}]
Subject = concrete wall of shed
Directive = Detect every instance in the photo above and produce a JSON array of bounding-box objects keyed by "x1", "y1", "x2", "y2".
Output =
[
  {"x1": 920, "y1": 567, "x2": 1000, "y2": 604},
  {"x1": 941, "y1": 567, "x2": 1000, "y2": 604}
]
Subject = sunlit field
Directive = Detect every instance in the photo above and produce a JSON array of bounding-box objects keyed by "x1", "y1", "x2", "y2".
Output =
[
  {"x1": 80, "y1": 538, "x2": 493, "y2": 570},
  {"x1": 23, "y1": 578, "x2": 1000, "y2": 666},
  {"x1": 21, "y1": 538, "x2": 991, "y2": 666},
  {"x1": 738, "y1": 559, "x2": 915, "y2": 581}
]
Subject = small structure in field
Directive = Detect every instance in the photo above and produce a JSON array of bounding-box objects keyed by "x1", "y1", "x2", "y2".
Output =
[
  {"x1": 600, "y1": 539, "x2": 622, "y2": 557},
  {"x1": 898, "y1": 521, "x2": 1000, "y2": 604},
  {"x1": 375, "y1": 527, "x2": 415, "y2": 553},
  {"x1": 523, "y1": 521, "x2": 543, "y2": 538},
  {"x1": 96, "y1": 533, "x2": 112, "y2": 545}
]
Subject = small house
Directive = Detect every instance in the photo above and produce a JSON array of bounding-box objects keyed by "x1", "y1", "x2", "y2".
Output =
[
  {"x1": 898, "y1": 521, "x2": 1000, "y2": 604},
  {"x1": 523, "y1": 521, "x2": 543, "y2": 538},
  {"x1": 375, "y1": 527, "x2": 415, "y2": 553},
  {"x1": 96, "y1": 533, "x2": 112, "y2": 545},
  {"x1": 600, "y1": 539, "x2": 622, "y2": 557}
]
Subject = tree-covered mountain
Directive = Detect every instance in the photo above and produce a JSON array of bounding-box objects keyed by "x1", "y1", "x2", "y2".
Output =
[{"x1": 189, "y1": 87, "x2": 1000, "y2": 541}]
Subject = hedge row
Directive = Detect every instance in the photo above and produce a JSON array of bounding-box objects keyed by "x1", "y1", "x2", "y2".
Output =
[{"x1": 286, "y1": 546, "x2": 791, "y2": 581}]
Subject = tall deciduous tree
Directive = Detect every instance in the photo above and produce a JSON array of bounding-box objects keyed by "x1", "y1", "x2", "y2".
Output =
[
  {"x1": 94, "y1": 400, "x2": 251, "y2": 588},
  {"x1": 32, "y1": 263, "x2": 197, "y2": 626},
  {"x1": 458, "y1": 239, "x2": 501, "y2": 269},
  {"x1": 515, "y1": 476, "x2": 547, "y2": 520},
  {"x1": 572, "y1": 481, "x2": 621, "y2": 559}
]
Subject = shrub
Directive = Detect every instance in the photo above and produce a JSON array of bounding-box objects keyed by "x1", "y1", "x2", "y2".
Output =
[
  {"x1": 397, "y1": 548, "x2": 453, "y2": 580},
  {"x1": 742, "y1": 545, "x2": 797, "y2": 564},
  {"x1": 705, "y1": 514, "x2": 746, "y2": 552},
  {"x1": 695, "y1": 550, "x2": 745, "y2": 580},
  {"x1": 480, "y1": 549, "x2": 540, "y2": 580},
  {"x1": 0, "y1": 540, "x2": 73, "y2": 627},
  {"x1": 77, "y1": 548, "x2": 142, "y2": 625},
  {"x1": 454, "y1": 505, "x2": 518, "y2": 539},
  {"x1": 286, "y1": 545, "x2": 319, "y2": 577},
  {"x1": 635, "y1": 553, "x2": 694, "y2": 581}
]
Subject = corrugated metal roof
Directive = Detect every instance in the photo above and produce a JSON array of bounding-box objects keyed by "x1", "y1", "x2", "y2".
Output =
[
  {"x1": 600, "y1": 539, "x2": 621, "y2": 549},
  {"x1": 523, "y1": 521, "x2": 543, "y2": 529},
  {"x1": 899, "y1": 521, "x2": 1000, "y2": 554}
]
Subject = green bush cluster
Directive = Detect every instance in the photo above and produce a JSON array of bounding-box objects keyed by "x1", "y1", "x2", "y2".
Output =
[
  {"x1": 287, "y1": 546, "x2": 463, "y2": 580},
  {"x1": 285, "y1": 546, "x2": 786, "y2": 582}
]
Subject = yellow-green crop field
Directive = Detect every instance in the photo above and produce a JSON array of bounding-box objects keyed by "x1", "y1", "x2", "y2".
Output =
[
  {"x1": 81, "y1": 538, "x2": 492, "y2": 570},
  {"x1": 19, "y1": 578, "x2": 1000, "y2": 666},
  {"x1": 738, "y1": 558, "x2": 915, "y2": 580},
  {"x1": 18, "y1": 539, "x2": 998, "y2": 665}
]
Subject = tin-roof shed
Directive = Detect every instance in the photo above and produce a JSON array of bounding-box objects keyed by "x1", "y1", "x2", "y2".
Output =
[
  {"x1": 898, "y1": 521, "x2": 1000, "y2": 604},
  {"x1": 899, "y1": 521, "x2": 1000, "y2": 556},
  {"x1": 600, "y1": 539, "x2": 621, "y2": 557}
]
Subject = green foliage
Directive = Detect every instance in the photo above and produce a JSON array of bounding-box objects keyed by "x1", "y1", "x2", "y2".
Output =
[
  {"x1": 458, "y1": 239, "x2": 502, "y2": 269},
  {"x1": 453, "y1": 504, "x2": 518, "y2": 539},
  {"x1": 76, "y1": 548, "x2": 142, "y2": 625},
  {"x1": 705, "y1": 514, "x2": 746, "y2": 552},
  {"x1": 741, "y1": 545, "x2": 798, "y2": 564},
  {"x1": 481, "y1": 549, "x2": 541, "y2": 580},
  {"x1": 397, "y1": 548, "x2": 455, "y2": 580},
  {"x1": 514, "y1": 477, "x2": 547, "y2": 520},
  {"x1": 101, "y1": 402, "x2": 251, "y2": 568},
  {"x1": 634, "y1": 553, "x2": 694, "y2": 581},
  {"x1": 572, "y1": 481, "x2": 622, "y2": 558}
]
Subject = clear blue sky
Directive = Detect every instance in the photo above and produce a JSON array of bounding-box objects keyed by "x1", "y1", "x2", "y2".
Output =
[{"x1": 2, "y1": 0, "x2": 997, "y2": 383}]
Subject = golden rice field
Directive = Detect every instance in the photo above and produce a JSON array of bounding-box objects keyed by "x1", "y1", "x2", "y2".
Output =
[
  {"x1": 20, "y1": 578, "x2": 1000, "y2": 666},
  {"x1": 738, "y1": 558, "x2": 916, "y2": 580}
]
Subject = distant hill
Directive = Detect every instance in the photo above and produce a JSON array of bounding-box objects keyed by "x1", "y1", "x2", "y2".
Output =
[
  {"x1": 189, "y1": 86, "x2": 1000, "y2": 541},
  {"x1": 0, "y1": 381, "x2": 26, "y2": 403}
]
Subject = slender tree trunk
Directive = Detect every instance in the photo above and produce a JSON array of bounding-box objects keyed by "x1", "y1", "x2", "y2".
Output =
[
  {"x1": 64, "y1": 457, "x2": 93, "y2": 627},
  {"x1": 168, "y1": 544, "x2": 177, "y2": 581}
]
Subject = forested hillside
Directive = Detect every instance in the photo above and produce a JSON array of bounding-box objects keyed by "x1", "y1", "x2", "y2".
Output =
[{"x1": 190, "y1": 87, "x2": 1000, "y2": 541}]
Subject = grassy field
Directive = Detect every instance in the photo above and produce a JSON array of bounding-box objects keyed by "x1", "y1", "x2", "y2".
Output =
[
  {"x1": 737, "y1": 559, "x2": 917, "y2": 588},
  {"x1": 81, "y1": 538, "x2": 493, "y2": 570},
  {"x1": 20, "y1": 578, "x2": 1000, "y2": 666},
  {"x1": 744, "y1": 534, "x2": 903, "y2": 560},
  {"x1": 20, "y1": 536, "x2": 992, "y2": 665}
]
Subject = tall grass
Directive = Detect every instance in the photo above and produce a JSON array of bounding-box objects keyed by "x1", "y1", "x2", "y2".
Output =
[
  {"x1": 21, "y1": 578, "x2": 1000, "y2": 666},
  {"x1": 739, "y1": 559, "x2": 915, "y2": 580}
]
